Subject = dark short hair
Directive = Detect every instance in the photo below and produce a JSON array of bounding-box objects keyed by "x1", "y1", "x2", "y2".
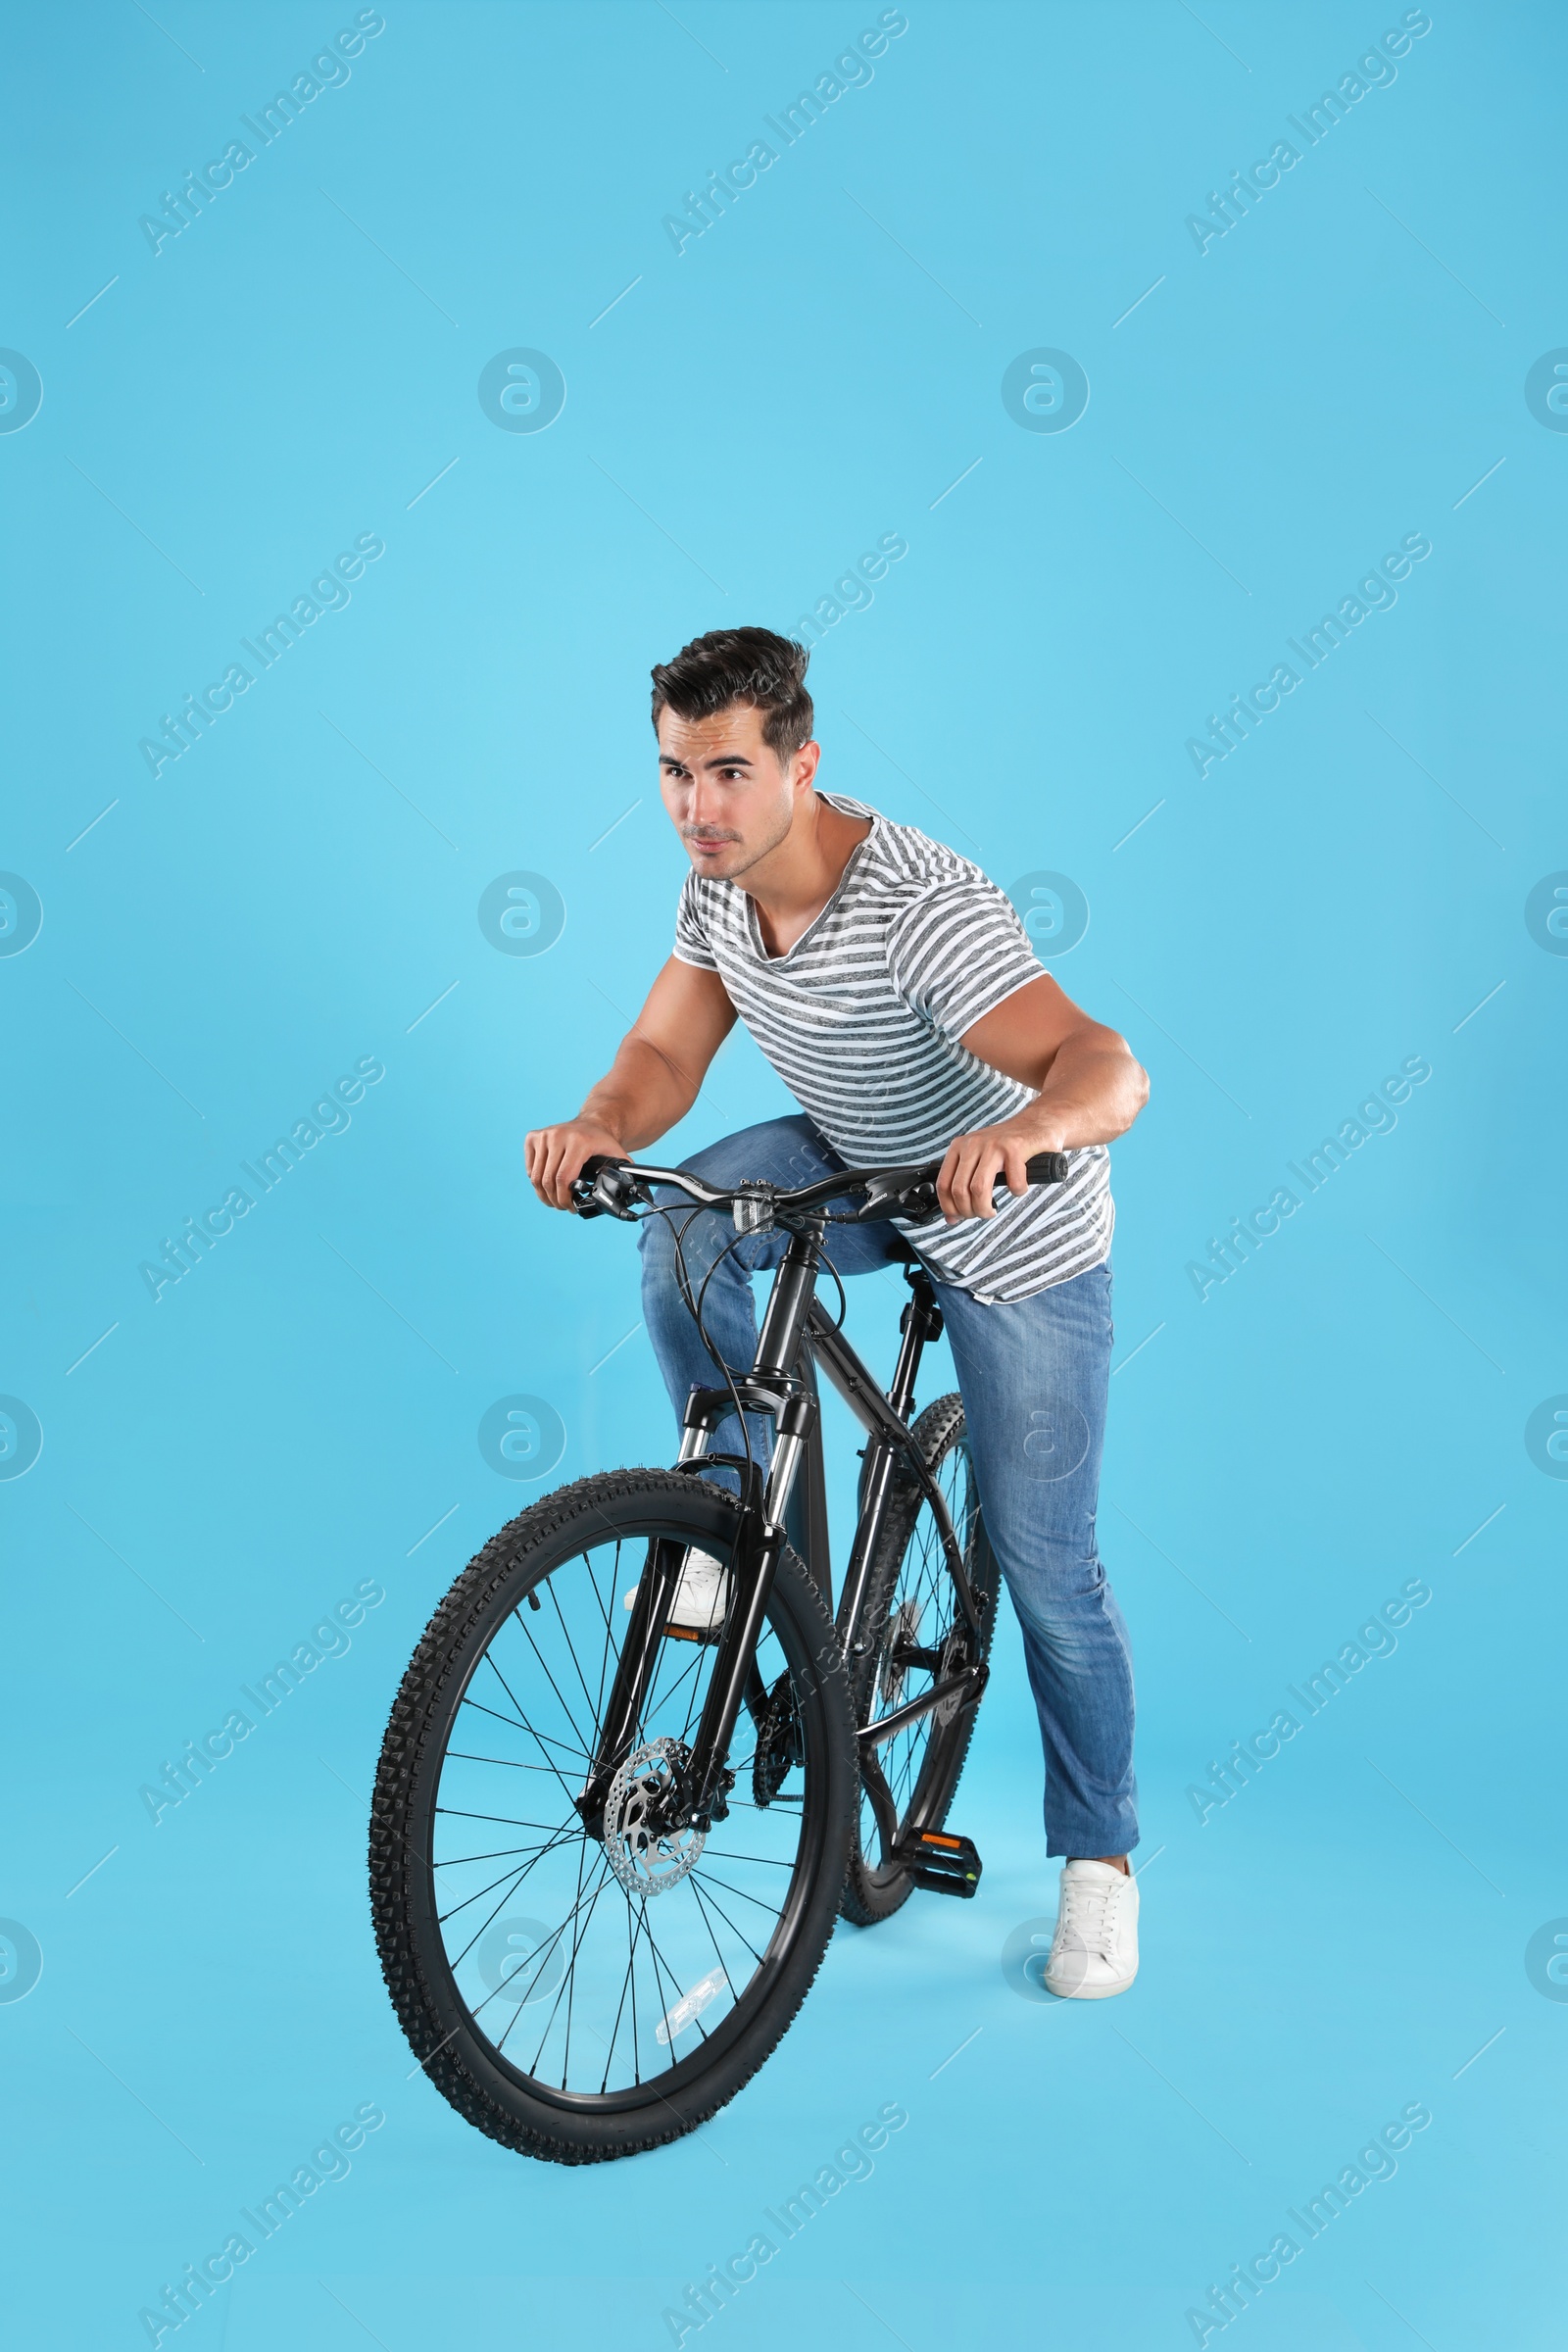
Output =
[{"x1": 650, "y1": 627, "x2": 813, "y2": 758}]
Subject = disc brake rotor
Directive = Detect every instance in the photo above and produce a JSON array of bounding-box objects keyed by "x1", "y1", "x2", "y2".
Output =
[{"x1": 601, "y1": 1737, "x2": 706, "y2": 1895}]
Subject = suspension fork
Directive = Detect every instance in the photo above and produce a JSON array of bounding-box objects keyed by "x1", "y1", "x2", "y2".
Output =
[
  {"x1": 682, "y1": 1220, "x2": 826, "y2": 1824},
  {"x1": 575, "y1": 1531, "x2": 688, "y2": 1835},
  {"x1": 582, "y1": 1221, "x2": 826, "y2": 1833}
]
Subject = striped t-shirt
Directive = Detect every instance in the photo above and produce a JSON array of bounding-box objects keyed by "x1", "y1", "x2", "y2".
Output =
[{"x1": 671, "y1": 794, "x2": 1112, "y2": 1303}]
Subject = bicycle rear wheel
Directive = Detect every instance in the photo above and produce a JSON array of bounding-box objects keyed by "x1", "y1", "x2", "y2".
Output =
[
  {"x1": 370, "y1": 1469, "x2": 856, "y2": 2164},
  {"x1": 841, "y1": 1395, "x2": 1000, "y2": 1927}
]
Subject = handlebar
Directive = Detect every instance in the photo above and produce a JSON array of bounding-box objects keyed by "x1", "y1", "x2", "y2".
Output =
[{"x1": 569, "y1": 1148, "x2": 1069, "y2": 1230}]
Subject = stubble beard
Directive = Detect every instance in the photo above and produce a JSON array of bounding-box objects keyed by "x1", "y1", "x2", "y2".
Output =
[{"x1": 684, "y1": 794, "x2": 797, "y2": 887}]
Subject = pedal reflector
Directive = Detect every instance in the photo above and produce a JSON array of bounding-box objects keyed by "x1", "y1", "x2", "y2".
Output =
[{"x1": 895, "y1": 1829, "x2": 983, "y2": 1897}]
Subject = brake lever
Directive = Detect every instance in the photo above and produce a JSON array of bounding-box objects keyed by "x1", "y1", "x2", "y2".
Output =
[
  {"x1": 898, "y1": 1181, "x2": 943, "y2": 1225},
  {"x1": 847, "y1": 1168, "x2": 933, "y2": 1225},
  {"x1": 851, "y1": 1152, "x2": 1067, "y2": 1229},
  {"x1": 571, "y1": 1153, "x2": 643, "y2": 1221}
]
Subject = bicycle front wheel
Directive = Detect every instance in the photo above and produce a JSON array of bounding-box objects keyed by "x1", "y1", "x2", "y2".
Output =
[{"x1": 370, "y1": 1469, "x2": 856, "y2": 2165}]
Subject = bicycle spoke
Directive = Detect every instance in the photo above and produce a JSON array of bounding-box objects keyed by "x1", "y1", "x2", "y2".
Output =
[
  {"x1": 698, "y1": 1846, "x2": 797, "y2": 1868},
  {"x1": 545, "y1": 1571, "x2": 603, "y2": 1731},
  {"x1": 477, "y1": 1869, "x2": 604, "y2": 2029},
  {"x1": 479, "y1": 1653, "x2": 587, "y2": 1805},
  {"x1": 435, "y1": 1840, "x2": 564, "y2": 1868},
  {"x1": 444, "y1": 1748, "x2": 571, "y2": 1779},
  {"x1": 637, "y1": 1888, "x2": 730, "y2": 2047},
  {"x1": 444, "y1": 1863, "x2": 541, "y2": 1976},
  {"x1": 552, "y1": 1825, "x2": 602, "y2": 2070},
  {"x1": 630, "y1": 1898, "x2": 687, "y2": 2062},
  {"x1": 474, "y1": 1657, "x2": 581, "y2": 1755},
  {"x1": 561, "y1": 1845, "x2": 620, "y2": 2086},
  {"x1": 437, "y1": 1803, "x2": 574, "y2": 1828},
  {"x1": 437, "y1": 1836, "x2": 579, "y2": 1928},
  {"x1": 459, "y1": 1693, "x2": 566, "y2": 1742},
  {"x1": 686, "y1": 1873, "x2": 735, "y2": 1992},
  {"x1": 599, "y1": 1904, "x2": 639, "y2": 2093},
  {"x1": 689, "y1": 1865, "x2": 786, "y2": 1918},
  {"x1": 480, "y1": 1650, "x2": 585, "y2": 1762},
  {"x1": 446, "y1": 1749, "x2": 576, "y2": 1773},
  {"x1": 686, "y1": 1872, "x2": 772, "y2": 1963},
  {"x1": 642, "y1": 1640, "x2": 705, "y2": 1727},
  {"x1": 480, "y1": 1847, "x2": 611, "y2": 2045},
  {"x1": 504, "y1": 1838, "x2": 600, "y2": 2068},
  {"x1": 513, "y1": 1612, "x2": 596, "y2": 1763}
]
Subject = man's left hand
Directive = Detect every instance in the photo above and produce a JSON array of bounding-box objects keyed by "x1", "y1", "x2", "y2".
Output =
[{"x1": 936, "y1": 1120, "x2": 1063, "y2": 1224}]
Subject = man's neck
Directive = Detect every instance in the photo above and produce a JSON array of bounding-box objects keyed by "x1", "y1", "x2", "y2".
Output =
[{"x1": 745, "y1": 791, "x2": 872, "y2": 958}]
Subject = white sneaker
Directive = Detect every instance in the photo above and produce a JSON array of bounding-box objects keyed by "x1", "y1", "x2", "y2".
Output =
[
  {"x1": 622, "y1": 1547, "x2": 729, "y2": 1634},
  {"x1": 1042, "y1": 1859, "x2": 1139, "y2": 1999}
]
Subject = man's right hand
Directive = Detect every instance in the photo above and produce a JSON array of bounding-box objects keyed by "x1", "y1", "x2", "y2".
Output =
[
  {"x1": 524, "y1": 1117, "x2": 630, "y2": 1211},
  {"x1": 522, "y1": 959, "x2": 736, "y2": 1211}
]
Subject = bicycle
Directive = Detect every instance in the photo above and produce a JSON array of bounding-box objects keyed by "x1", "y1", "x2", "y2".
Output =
[{"x1": 369, "y1": 1145, "x2": 1067, "y2": 2164}]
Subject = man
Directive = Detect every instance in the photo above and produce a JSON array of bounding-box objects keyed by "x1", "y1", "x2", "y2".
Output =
[{"x1": 526, "y1": 627, "x2": 1150, "y2": 1999}]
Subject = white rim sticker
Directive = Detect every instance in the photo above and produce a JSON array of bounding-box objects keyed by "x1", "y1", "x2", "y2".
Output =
[{"x1": 656, "y1": 1964, "x2": 729, "y2": 2045}]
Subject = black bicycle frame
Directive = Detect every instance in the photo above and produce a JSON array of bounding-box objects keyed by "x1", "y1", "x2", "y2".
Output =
[{"x1": 580, "y1": 1214, "x2": 987, "y2": 1836}]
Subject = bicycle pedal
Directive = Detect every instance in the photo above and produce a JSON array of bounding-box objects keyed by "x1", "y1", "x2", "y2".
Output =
[{"x1": 895, "y1": 1829, "x2": 983, "y2": 1898}]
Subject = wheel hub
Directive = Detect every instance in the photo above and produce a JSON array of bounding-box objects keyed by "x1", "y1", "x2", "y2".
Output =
[{"x1": 601, "y1": 1738, "x2": 707, "y2": 1895}]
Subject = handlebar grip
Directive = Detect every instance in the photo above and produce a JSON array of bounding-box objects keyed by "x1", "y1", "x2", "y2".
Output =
[{"x1": 896, "y1": 1150, "x2": 1068, "y2": 1226}]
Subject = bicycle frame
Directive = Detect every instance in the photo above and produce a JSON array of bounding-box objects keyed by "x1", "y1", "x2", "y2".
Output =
[{"x1": 579, "y1": 1205, "x2": 989, "y2": 1841}]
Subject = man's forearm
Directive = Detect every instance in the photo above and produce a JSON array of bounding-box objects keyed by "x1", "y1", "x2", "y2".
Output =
[
  {"x1": 939, "y1": 1025, "x2": 1147, "y2": 1221},
  {"x1": 577, "y1": 1033, "x2": 701, "y2": 1153},
  {"x1": 1009, "y1": 1035, "x2": 1149, "y2": 1151}
]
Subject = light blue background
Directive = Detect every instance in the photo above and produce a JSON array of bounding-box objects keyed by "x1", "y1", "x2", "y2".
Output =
[{"x1": 3, "y1": 3, "x2": 1564, "y2": 2345}]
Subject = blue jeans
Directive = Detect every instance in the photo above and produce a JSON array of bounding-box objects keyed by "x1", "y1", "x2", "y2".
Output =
[{"x1": 637, "y1": 1115, "x2": 1138, "y2": 1860}]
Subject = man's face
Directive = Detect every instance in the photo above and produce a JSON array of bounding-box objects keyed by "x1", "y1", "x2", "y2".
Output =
[{"x1": 657, "y1": 703, "x2": 812, "y2": 884}]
